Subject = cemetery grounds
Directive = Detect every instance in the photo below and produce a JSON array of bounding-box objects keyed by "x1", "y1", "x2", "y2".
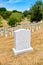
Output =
[{"x1": 0, "y1": 21, "x2": 43, "y2": 65}]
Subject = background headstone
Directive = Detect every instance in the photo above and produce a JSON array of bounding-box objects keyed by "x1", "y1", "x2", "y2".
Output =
[
  {"x1": 31, "y1": 28, "x2": 34, "y2": 32},
  {"x1": 39, "y1": 25, "x2": 40, "y2": 29},
  {"x1": 5, "y1": 31, "x2": 8, "y2": 37},
  {"x1": 36, "y1": 26, "x2": 38, "y2": 30},
  {"x1": 0, "y1": 31, "x2": 3, "y2": 36}
]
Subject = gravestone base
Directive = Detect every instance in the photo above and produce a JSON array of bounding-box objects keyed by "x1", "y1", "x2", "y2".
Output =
[{"x1": 12, "y1": 47, "x2": 33, "y2": 55}]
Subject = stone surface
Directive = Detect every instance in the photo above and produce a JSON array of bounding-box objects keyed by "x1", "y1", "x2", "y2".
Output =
[
  {"x1": 31, "y1": 28, "x2": 34, "y2": 32},
  {"x1": 36, "y1": 26, "x2": 38, "y2": 30},
  {"x1": 36, "y1": 23, "x2": 40, "y2": 30},
  {"x1": 5, "y1": 31, "x2": 8, "y2": 37},
  {"x1": 39, "y1": 25, "x2": 40, "y2": 29},
  {"x1": 0, "y1": 31, "x2": 3, "y2": 36},
  {"x1": 12, "y1": 29, "x2": 33, "y2": 55}
]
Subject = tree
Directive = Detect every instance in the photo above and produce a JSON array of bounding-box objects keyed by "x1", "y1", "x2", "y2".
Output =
[
  {"x1": 0, "y1": 7, "x2": 12, "y2": 20},
  {"x1": 23, "y1": 10, "x2": 29, "y2": 17},
  {"x1": 8, "y1": 13, "x2": 23, "y2": 26},
  {"x1": 13, "y1": 10, "x2": 22, "y2": 13},
  {"x1": 30, "y1": 0, "x2": 43, "y2": 22},
  {"x1": 41, "y1": 3, "x2": 43, "y2": 19},
  {"x1": 1, "y1": 11, "x2": 12, "y2": 19},
  {"x1": 0, "y1": 7, "x2": 6, "y2": 12},
  {"x1": 0, "y1": 7, "x2": 6, "y2": 17}
]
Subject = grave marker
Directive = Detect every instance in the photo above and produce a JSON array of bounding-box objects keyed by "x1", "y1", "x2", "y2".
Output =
[
  {"x1": 5, "y1": 31, "x2": 8, "y2": 37},
  {"x1": 0, "y1": 31, "x2": 3, "y2": 36},
  {"x1": 12, "y1": 29, "x2": 33, "y2": 55},
  {"x1": 36, "y1": 23, "x2": 40, "y2": 31}
]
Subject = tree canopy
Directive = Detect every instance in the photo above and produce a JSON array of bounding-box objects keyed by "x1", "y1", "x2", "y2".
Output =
[
  {"x1": 8, "y1": 12, "x2": 23, "y2": 26},
  {"x1": 30, "y1": 0, "x2": 43, "y2": 22}
]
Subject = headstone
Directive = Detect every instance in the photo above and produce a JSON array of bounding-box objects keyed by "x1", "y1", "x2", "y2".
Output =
[
  {"x1": 9, "y1": 32, "x2": 12, "y2": 36},
  {"x1": 38, "y1": 23, "x2": 40, "y2": 29},
  {"x1": 31, "y1": 28, "x2": 34, "y2": 32},
  {"x1": 12, "y1": 29, "x2": 33, "y2": 55},
  {"x1": 36, "y1": 26, "x2": 38, "y2": 30},
  {"x1": 36, "y1": 23, "x2": 40, "y2": 31},
  {"x1": 36, "y1": 23, "x2": 39, "y2": 31},
  {"x1": 5, "y1": 31, "x2": 8, "y2": 37},
  {"x1": 11, "y1": 28, "x2": 14, "y2": 36},
  {"x1": 31, "y1": 25, "x2": 34, "y2": 32},
  {"x1": 0, "y1": 31, "x2": 3, "y2": 36},
  {"x1": 38, "y1": 25, "x2": 40, "y2": 29}
]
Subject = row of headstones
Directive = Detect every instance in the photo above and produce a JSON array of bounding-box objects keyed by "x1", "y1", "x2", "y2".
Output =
[
  {"x1": 30, "y1": 24, "x2": 40, "y2": 32},
  {"x1": 0, "y1": 28, "x2": 14, "y2": 37},
  {"x1": 0, "y1": 23, "x2": 41, "y2": 37}
]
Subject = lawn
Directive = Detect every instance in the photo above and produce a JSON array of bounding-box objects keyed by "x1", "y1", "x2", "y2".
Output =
[{"x1": 0, "y1": 24, "x2": 43, "y2": 65}]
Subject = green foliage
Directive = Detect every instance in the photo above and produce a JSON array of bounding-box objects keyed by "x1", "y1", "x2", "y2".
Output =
[
  {"x1": 23, "y1": 10, "x2": 29, "y2": 17},
  {"x1": 30, "y1": 0, "x2": 43, "y2": 22},
  {"x1": 0, "y1": 21, "x2": 2, "y2": 25},
  {"x1": 27, "y1": 15, "x2": 31, "y2": 20},
  {"x1": 0, "y1": 7, "x2": 12, "y2": 20},
  {"x1": 2, "y1": 11, "x2": 12, "y2": 19},
  {"x1": 8, "y1": 13, "x2": 23, "y2": 26},
  {"x1": 0, "y1": 15, "x2": 1, "y2": 21},
  {"x1": 41, "y1": 4, "x2": 43, "y2": 19},
  {"x1": 0, "y1": 7, "x2": 6, "y2": 12},
  {"x1": 13, "y1": 10, "x2": 22, "y2": 13},
  {"x1": 0, "y1": 1, "x2": 43, "y2": 25},
  {"x1": 0, "y1": 16, "x2": 3, "y2": 27}
]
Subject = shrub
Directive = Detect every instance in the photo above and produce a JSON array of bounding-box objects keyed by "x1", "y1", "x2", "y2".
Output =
[
  {"x1": 8, "y1": 13, "x2": 23, "y2": 26},
  {"x1": 0, "y1": 15, "x2": 3, "y2": 27}
]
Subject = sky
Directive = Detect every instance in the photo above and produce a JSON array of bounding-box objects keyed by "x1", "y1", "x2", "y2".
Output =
[{"x1": 0, "y1": 0, "x2": 43, "y2": 12}]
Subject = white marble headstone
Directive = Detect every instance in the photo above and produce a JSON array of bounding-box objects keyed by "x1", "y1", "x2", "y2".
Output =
[
  {"x1": 0, "y1": 31, "x2": 3, "y2": 36},
  {"x1": 36, "y1": 23, "x2": 40, "y2": 30},
  {"x1": 39, "y1": 25, "x2": 40, "y2": 29},
  {"x1": 12, "y1": 29, "x2": 33, "y2": 55},
  {"x1": 36, "y1": 26, "x2": 38, "y2": 30},
  {"x1": 5, "y1": 31, "x2": 8, "y2": 37},
  {"x1": 31, "y1": 26, "x2": 34, "y2": 32},
  {"x1": 31, "y1": 28, "x2": 34, "y2": 32}
]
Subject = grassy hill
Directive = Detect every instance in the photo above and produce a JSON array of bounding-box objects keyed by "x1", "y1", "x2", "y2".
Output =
[
  {"x1": 0, "y1": 16, "x2": 9, "y2": 27},
  {"x1": 1, "y1": 19, "x2": 9, "y2": 27}
]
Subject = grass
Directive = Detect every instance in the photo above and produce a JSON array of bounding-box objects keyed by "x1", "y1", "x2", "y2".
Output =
[
  {"x1": 0, "y1": 20, "x2": 43, "y2": 65},
  {"x1": 0, "y1": 24, "x2": 43, "y2": 65}
]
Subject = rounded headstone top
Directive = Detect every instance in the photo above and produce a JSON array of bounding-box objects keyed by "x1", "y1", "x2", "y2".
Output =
[{"x1": 14, "y1": 29, "x2": 30, "y2": 32}]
